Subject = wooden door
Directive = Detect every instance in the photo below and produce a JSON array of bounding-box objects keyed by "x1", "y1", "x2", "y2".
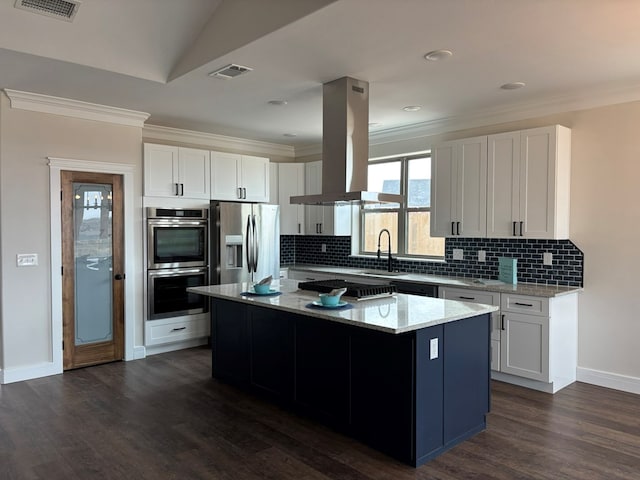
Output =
[{"x1": 61, "y1": 171, "x2": 124, "y2": 370}]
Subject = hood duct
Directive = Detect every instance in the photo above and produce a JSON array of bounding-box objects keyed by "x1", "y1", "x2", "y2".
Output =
[{"x1": 290, "y1": 77, "x2": 404, "y2": 205}]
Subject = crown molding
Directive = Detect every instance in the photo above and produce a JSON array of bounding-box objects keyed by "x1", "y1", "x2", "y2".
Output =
[
  {"x1": 143, "y1": 124, "x2": 295, "y2": 159},
  {"x1": 294, "y1": 82, "x2": 640, "y2": 155},
  {"x1": 3, "y1": 89, "x2": 150, "y2": 127}
]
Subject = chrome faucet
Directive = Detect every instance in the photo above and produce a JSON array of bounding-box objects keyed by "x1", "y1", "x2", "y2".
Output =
[{"x1": 377, "y1": 228, "x2": 394, "y2": 272}]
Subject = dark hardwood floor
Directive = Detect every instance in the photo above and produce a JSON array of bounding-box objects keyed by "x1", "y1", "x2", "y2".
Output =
[{"x1": 1, "y1": 346, "x2": 639, "y2": 479}]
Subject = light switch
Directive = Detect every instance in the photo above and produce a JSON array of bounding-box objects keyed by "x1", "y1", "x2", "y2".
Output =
[
  {"x1": 452, "y1": 249, "x2": 464, "y2": 260},
  {"x1": 17, "y1": 253, "x2": 38, "y2": 267},
  {"x1": 321, "y1": 243, "x2": 327, "y2": 253},
  {"x1": 543, "y1": 252, "x2": 553, "y2": 266},
  {"x1": 430, "y1": 338, "x2": 438, "y2": 360}
]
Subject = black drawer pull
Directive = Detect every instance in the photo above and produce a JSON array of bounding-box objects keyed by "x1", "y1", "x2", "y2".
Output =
[
  {"x1": 171, "y1": 327, "x2": 187, "y2": 332},
  {"x1": 459, "y1": 296, "x2": 475, "y2": 300},
  {"x1": 514, "y1": 302, "x2": 533, "y2": 307}
]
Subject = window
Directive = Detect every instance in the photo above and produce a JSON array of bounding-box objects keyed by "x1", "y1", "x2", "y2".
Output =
[{"x1": 361, "y1": 153, "x2": 444, "y2": 258}]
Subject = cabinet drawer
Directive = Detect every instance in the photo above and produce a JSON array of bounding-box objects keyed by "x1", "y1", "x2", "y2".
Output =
[
  {"x1": 146, "y1": 316, "x2": 210, "y2": 346},
  {"x1": 440, "y1": 287, "x2": 499, "y2": 306},
  {"x1": 501, "y1": 294, "x2": 549, "y2": 316}
]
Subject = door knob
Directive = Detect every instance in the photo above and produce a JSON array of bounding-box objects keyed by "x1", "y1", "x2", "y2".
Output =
[{"x1": 114, "y1": 274, "x2": 125, "y2": 280}]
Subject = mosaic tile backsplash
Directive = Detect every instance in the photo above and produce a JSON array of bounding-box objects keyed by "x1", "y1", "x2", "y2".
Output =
[{"x1": 280, "y1": 235, "x2": 583, "y2": 287}]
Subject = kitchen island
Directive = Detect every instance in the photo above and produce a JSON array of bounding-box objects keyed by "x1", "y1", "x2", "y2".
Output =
[{"x1": 189, "y1": 280, "x2": 498, "y2": 467}]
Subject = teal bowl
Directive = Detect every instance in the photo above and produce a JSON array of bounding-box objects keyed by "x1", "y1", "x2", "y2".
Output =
[
  {"x1": 253, "y1": 283, "x2": 271, "y2": 294},
  {"x1": 319, "y1": 293, "x2": 341, "y2": 306}
]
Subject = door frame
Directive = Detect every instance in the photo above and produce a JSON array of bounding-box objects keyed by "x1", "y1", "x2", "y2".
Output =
[{"x1": 49, "y1": 157, "x2": 138, "y2": 374}]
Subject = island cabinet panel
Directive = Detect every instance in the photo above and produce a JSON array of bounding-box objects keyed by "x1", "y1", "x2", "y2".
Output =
[
  {"x1": 295, "y1": 317, "x2": 350, "y2": 425},
  {"x1": 248, "y1": 308, "x2": 295, "y2": 401},
  {"x1": 212, "y1": 299, "x2": 250, "y2": 385},
  {"x1": 350, "y1": 329, "x2": 415, "y2": 463}
]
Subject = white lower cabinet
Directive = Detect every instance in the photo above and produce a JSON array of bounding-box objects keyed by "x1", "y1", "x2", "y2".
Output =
[
  {"x1": 440, "y1": 286, "x2": 578, "y2": 393},
  {"x1": 145, "y1": 315, "x2": 210, "y2": 347},
  {"x1": 438, "y1": 287, "x2": 501, "y2": 370}
]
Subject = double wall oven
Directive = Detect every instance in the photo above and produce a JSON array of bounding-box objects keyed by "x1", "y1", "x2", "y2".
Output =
[{"x1": 146, "y1": 207, "x2": 209, "y2": 320}]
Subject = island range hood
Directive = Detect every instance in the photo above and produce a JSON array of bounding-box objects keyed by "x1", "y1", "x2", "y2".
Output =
[{"x1": 290, "y1": 77, "x2": 404, "y2": 205}]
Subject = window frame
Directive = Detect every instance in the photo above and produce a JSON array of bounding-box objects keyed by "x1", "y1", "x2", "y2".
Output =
[{"x1": 360, "y1": 151, "x2": 443, "y2": 260}]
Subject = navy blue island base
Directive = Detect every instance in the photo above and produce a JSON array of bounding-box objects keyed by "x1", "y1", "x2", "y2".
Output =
[{"x1": 211, "y1": 298, "x2": 491, "y2": 467}]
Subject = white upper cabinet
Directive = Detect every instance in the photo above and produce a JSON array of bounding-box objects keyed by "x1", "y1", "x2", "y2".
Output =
[
  {"x1": 278, "y1": 163, "x2": 305, "y2": 235},
  {"x1": 210, "y1": 151, "x2": 270, "y2": 202},
  {"x1": 144, "y1": 143, "x2": 210, "y2": 199},
  {"x1": 431, "y1": 136, "x2": 487, "y2": 237},
  {"x1": 487, "y1": 125, "x2": 571, "y2": 239},
  {"x1": 304, "y1": 161, "x2": 351, "y2": 236}
]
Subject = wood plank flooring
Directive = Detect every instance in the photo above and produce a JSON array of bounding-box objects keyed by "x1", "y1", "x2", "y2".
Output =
[{"x1": 1, "y1": 346, "x2": 639, "y2": 479}]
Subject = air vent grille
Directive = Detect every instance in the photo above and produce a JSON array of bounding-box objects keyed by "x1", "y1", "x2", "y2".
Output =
[
  {"x1": 14, "y1": 0, "x2": 80, "y2": 21},
  {"x1": 208, "y1": 64, "x2": 253, "y2": 80}
]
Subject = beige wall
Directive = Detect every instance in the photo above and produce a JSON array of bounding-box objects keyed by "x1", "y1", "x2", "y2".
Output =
[
  {"x1": 369, "y1": 101, "x2": 640, "y2": 382},
  {"x1": 0, "y1": 93, "x2": 144, "y2": 371}
]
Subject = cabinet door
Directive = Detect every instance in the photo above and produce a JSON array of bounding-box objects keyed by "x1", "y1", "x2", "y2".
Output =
[
  {"x1": 431, "y1": 143, "x2": 456, "y2": 237},
  {"x1": 212, "y1": 299, "x2": 249, "y2": 384},
  {"x1": 519, "y1": 126, "x2": 557, "y2": 238},
  {"x1": 487, "y1": 132, "x2": 520, "y2": 237},
  {"x1": 456, "y1": 137, "x2": 487, "y2": 237},
  {"x1": 211, "y1": 151, "x2": 241, "y2": 200},
  {"x1": 269, "y1": 163, "x2": 279, "y2": 204},
  {"x1": 241, "y1": 155, "x2": 270, "y2": 202},
  {"x1": 179, "y1": 147, "x2": 210, "y2": 199},
  {"x1": 278, "y1": 163, "x2": 305, "y2": 234},
  {"x1": 295, "y1": 316, "x2": 350, "y2": 424},
  {"x1": 304, "y1": 161, "x2": 324, "y2": 234},
  {"x1": 500, "y1": 312, "x2": 549, "y2": 382},
  {"x1": 248, "y1": 306, "x2": 294, "y2": 400},
  {"x1": 144, "y1": 143, "x2": 179, "y2": 197}
]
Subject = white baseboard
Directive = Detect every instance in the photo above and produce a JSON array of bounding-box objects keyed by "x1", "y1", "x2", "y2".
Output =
[
  {"x1": 132, "y1": 346, "x2": 146, "y2": 360},
  {"x1": 0, "y1": 362, "x2": 62, "y2": 385},
  {"x1": 577, "y1": 367, "x2": 640, "y2": 395}
]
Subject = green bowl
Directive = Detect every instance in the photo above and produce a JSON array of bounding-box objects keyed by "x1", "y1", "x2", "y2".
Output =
[
  {"x1": 253, "y1": 283, "x2": 271, "y2": 294},
  {"x1": 319, "y1": 293, "x2": 341, "y2": 306}
]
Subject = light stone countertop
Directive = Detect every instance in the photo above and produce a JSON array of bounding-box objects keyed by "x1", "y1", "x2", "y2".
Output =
[
  {"x1": 188, "y1": 279, "x2": 498, "y2": 335},
  {"x1": 287, "y1": 265, "x2": 582, "y2": 298}
]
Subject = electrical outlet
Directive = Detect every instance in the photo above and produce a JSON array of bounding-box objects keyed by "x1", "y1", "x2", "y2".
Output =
[
  {"x1": 452, "y1": 248, "x2": 464, "y2": 260},
  {"x1": 430, "y1": 338, "x2": 439, "y2": 360},
  {"x1": 17, "y1": 253, "x2": 38, "y2": 266},
  {"x1": 543, "y1": 252, "x2": 553, "y2": 266},
  {"x1": 478, "y1": 250, "x2": 486, "y2": 262},
  {"x1": 321, "y1": 243, "x2": 327, "y2": 253}
]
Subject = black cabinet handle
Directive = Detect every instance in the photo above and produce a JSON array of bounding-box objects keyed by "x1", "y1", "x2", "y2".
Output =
[
  {"x1": 451, "y1": 221, "x2": 455, "y2": 235},
  {"x1": 501, "y1": 314, "x2": 505, "y2": 330},
  {"x1": 171, "y1": 327, "x2": 187, "y2": 332},
  {"x1": 514, "y1": 302, "x2": 533, "y2": 307},
  {"x1": 456, "y1": 221, "x2": 461, "y2": 235},
  {"x1": 298, "y1": 223, "x2": 301, "y2": 234},
  {"x1": 175, "y1": 183, "x2": 180, "y2": 196},
  {"x1": 513, "y1": 221, "x2": 517, "y2": 236},
  {"x1": 519, "y1": 221, "x2": 524, "y2": 236},
  {"x1": 460, "y1": 296, "x2": 475, "y2": 300},
  {"x1": 180, "y1": 183, "x2": 184, "y2": 196}
]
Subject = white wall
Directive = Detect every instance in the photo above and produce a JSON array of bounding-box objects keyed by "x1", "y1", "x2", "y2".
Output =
[
  {"x1": 368, "y1": 101, "x2": 640, "y2": 389},
  {"x1": 0, "y1": 93, "x2": 144, "y2": 374}
]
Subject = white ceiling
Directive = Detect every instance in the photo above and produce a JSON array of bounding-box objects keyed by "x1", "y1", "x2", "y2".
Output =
[{"x1": 2, "y1": 0, "x2": 640, "y2": 149}]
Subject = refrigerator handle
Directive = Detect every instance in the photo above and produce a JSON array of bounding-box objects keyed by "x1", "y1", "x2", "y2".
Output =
[
  {"x1": 252, "y1": 214, "x2": 259, "y2": 273},
  {"x1": 245, "y1": 214, "x2": 253, "y2": 273}
]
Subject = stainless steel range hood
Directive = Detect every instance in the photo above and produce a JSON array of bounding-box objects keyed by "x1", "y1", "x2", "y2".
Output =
[{"x1": 290, "y1": 77, "x2": 404, "y2": 205}]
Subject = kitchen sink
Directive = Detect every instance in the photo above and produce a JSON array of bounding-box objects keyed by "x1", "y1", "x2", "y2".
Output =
[{"x1": 359, "y1": 270, "x2": 406, "y2": 277}]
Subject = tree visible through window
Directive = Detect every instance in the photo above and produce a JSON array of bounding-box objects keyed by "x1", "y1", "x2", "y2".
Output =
[{"x1": 361, "y1": 153, "x2": 444, "y2": 258}]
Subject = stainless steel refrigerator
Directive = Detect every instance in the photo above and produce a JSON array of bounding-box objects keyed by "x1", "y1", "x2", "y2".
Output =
[{"x1": 210, "y1": 201, "x2": 280, "y2": 284}]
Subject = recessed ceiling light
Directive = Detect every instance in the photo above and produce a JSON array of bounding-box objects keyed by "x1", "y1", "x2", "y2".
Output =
[
  {"x1": 403, "y1": 105, "x2": 422, "y2": 112},
  {"x1": 283, "y1": 133, "x2": 297, "y2": 138},
  {"x1": 268, "y1": 100, "x2": 288, "y2": 106},
  {"x1": 424, "y1": 50, "x2": 453, "y2": 61},
  {"x1": 500, "y1": 82, "x2": 526, "y2": 90}
]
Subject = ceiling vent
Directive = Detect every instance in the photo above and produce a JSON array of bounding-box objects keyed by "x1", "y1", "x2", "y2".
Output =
[
  {"x1": 14, "y1": 0, "x2": 80, "y2": 21},
  {"x1": 208, "y1": 64, "x2": 253, "y2": 80}
]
